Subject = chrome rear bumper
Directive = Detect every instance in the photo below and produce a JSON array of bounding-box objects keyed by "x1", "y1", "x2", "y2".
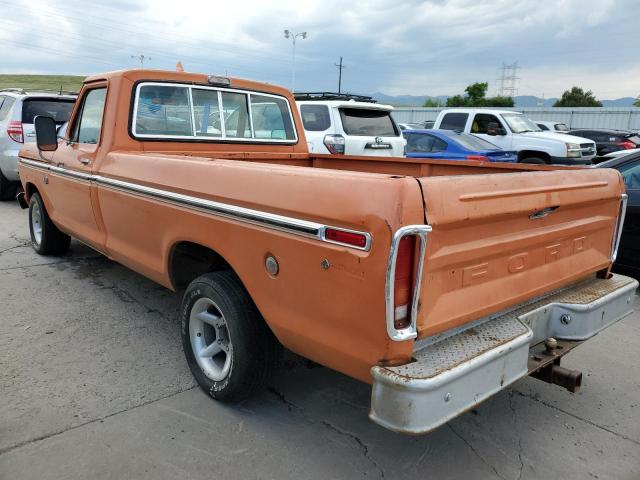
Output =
[{"x1": 370, "y1": 274, "x2": 638, "y2": 434}]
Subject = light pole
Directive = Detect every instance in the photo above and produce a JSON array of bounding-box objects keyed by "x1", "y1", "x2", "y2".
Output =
[{"x1": 283, "y1": 29, "x2": 307, "y2": 92}]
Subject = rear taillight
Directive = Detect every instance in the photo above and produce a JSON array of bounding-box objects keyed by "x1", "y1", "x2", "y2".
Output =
[
  {"x1": 393, "y1": 236, "x2": 416, "y2": 330},
  {"x1": 466, "y1": 155, "x2": 488, "y2": 161},
  {"x1": 7, "y1": 121, "x2": 23, "y2": 143},
  {"x1": 323, "y1": 134, "x2": 345, "y2": 154},
  {"x1": 324, "y1": 227, "x2": 368, "y2": 249},
  {"x1": 617, "y1": 140, "x2": 635, "y2": 150}
]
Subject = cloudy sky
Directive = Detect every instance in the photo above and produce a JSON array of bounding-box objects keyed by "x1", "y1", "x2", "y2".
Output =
[{"x1": 1, "y1": 0, "x2": 638, "y2": 99}]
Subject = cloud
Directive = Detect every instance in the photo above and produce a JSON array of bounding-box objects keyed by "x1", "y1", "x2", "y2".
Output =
[{"x1": 0, "y1": 0, "x2": 637, "y2": 99}]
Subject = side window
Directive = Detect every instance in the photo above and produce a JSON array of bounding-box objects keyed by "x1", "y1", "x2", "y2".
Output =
[
  {"x1": 250, "y1": 94, "x2": 295, "y2": 140},
  {"x1": 439, "y1": 112, "x2": 468, "y2": 131},
  {"x1": 300, "y1": 104, "x2": 331, "y2": 132},
  {"x1": 471, "y1": 114, "x2": 501, "y2": 134},
  {"x1": 538, "y1": 123, "x2": 549, "y2": 131},
  {"x1": 405, "y1": 133, "x2": 435, "y2": 153},
  {"x1": 192, "y1": 89, "x2": 222, "y2": 137},
  {"x1": 431, "y1": 138, "x2": 447, "y2": 152},
  {"x1": 73, "y1": 88, "x2": 107, "y2": 144},
  {"x1": 221, "y1": 92, "x2": 250, "y2": 139},
  {"x1": 620, "y1": 161, "x2": 640, "y2": 190},
  {"x1": 135, "y1": 85, "x2": 191, "y2": 136},
  {"x1": 0, "y1": 96, "x2": 16, "y2": 122}
]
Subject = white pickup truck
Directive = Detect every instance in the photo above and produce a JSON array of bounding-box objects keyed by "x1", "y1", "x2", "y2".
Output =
[{"x1": 433, "y1": 108, "x2": 597, "y2": 165}]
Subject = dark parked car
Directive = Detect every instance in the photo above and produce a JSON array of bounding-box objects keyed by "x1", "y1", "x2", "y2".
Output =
[
  {"x1": 597, "y1": 151, "x2": 640, "y2": 278},
  {"x1": 570, "y1": 129, "x2": 640, "y2": 158}
]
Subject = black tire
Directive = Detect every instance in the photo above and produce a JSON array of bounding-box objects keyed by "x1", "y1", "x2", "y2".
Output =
[
  {"x1": 520, "y1": 157, "x2": 547, "y2": 165},
  {"x1": 181, "y1": 271, "x2": 281, "y2": 402},
  {"x1": 28, "y1": 192, "x2": 71, "y2": 255},
  {"x1": 0, "y1": 170, "x2": 18, "y2": 201}
]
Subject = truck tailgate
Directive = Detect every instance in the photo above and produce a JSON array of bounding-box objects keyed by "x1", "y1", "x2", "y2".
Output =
[{"x1": 417, "y1": 168, "x2": 625, "y2": 338}]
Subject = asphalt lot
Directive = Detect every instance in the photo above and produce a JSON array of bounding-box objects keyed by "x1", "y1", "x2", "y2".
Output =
[{"x1": 1, "y1": 199, "x2": 639, "y2": 480}]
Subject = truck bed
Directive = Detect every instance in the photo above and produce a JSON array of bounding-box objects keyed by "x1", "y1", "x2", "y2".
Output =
[{"x1": 108, "y1": 148, "x2": 624, "y2": 341}]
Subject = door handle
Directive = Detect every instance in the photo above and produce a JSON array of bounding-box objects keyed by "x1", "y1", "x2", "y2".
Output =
[{"x1": 79, "y1": 158, "x2": 91, "y2": 165}]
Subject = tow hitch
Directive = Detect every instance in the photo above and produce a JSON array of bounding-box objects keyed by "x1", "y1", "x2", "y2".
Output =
[{"x1": 528, "y1": 337, "x2": 583, "y2": 393}]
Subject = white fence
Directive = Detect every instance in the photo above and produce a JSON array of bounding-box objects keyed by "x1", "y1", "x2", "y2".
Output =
[{"x1": 391, "y1": 107, "x2": 640, "y2": 131}]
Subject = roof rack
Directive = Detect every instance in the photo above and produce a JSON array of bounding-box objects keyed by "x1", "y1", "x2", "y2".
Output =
[
  {"x1": 0, "y1": 88, "x2": 27, "y2": 94},
  {"x1": 0, "y1": 88, "x2": 78, "y2": 96},
  {"x1": 293, "y1": 92, "x2": 377, "y2": 103}
]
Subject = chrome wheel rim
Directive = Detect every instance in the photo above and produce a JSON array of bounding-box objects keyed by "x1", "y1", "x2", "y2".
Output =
[
  {"x1": 31, "y1": 202, "x2": 42, "y2": 246},
  {"x1": 189, "y1": 297, "x2": 232, "y2": 381}
]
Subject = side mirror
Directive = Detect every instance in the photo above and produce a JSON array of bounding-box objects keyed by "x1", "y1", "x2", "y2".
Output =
[
  {"x1": 486, "y1": 122, "x2": 506, "y2": 136},
  {"x1": 34, "y1": 116, "x2": 58, "y2": 151}
]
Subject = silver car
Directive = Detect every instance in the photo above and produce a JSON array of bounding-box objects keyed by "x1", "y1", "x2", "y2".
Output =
[{"x1": 0, "y1": 89, "x2": 76, "y2": 200}]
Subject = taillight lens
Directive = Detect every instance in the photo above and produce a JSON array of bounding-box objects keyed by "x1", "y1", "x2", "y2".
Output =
[
  {"x1": 323, "y1": 134, "x2": 345, "y2": 154},
  {"x1": 466, "y1": 155, "x2": 488, "y2": 161},
  {"x1": 617, "y1": 140, "x2": 636, "y2": 150},
  {"x1": 324, "y1": 228, "x2": 367, "y2": 248},
  {"x1": 7, "y1": 121, "x2": 23, "y2": 143},
  {"x1": 394, "y1": 235, "x2": 416, "y2": 329}
]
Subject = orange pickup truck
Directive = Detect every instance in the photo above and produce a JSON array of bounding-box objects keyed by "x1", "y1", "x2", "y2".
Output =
[{"x1": 18, "y1": 69, "x2": 637, "y2": 434}]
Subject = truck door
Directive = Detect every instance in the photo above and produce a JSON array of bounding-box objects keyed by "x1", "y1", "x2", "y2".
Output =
[
  {"x1": 470, "y1": 113, "x2": 513, "y2": 150},
  {"x1": 47, "y1": 86, "x2": 106, "y2": 249}
]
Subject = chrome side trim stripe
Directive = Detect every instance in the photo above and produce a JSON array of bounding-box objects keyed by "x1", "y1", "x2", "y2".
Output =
[
  {"x1": 19, "y1": 157, "x2": 372, "y2": 251},
  {"x1": 96, "y1": 175, "x2": 323, "y2": 238}
]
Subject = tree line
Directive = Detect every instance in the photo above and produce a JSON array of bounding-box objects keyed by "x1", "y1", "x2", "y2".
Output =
[{"x1": 424, "y1": 82, "x2": 638, "y2": 107}]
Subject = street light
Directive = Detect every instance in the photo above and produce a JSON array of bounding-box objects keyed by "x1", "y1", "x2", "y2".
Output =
[{"x1": 283, "y1": 29, "x2": 307, "y2": 92}]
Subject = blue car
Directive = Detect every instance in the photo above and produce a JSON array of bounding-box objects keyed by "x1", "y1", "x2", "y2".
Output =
[{"x1": 403, "y1": 129, "x2": 518, "y2": 163}]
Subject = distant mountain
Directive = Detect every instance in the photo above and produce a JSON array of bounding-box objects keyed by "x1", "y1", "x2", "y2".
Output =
[
  {"x1": 601, "y1": 97, "x2": 637, "y2": 107},
  {"x1": 369, "y1": 92, "x2": 638, "y2": 108}
]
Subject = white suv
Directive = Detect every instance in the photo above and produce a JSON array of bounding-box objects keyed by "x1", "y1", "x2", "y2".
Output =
[
  {"x1": 0, "y1": 89, "x2": 76, "y2": 200},
  {"x1": 295, "y1": 93, "x2": 405, "y2": 157}
]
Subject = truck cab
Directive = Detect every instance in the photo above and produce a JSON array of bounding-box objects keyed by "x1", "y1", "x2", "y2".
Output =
[{"x1": 433, "y1": 108, "x2": 597, "y2": 165}]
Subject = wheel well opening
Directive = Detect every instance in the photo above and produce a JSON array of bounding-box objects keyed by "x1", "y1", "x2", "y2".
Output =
[
  {"x1": 169, "y1": 242, "x2": 231, "y2": 290},
  {"x1": 25, "y1": 182, "x2": 39, "y2": 199},
  {"x1": 518, "y1": 150, "x2": 550, "y2": 163}
]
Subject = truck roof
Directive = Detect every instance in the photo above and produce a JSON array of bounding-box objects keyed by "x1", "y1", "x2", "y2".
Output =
[
  {"x1": 83, "y1": 69, "x2": 293, "y2": 99},
  {"x1": 439, "y1": 108, "x2": 520, "y2": 115},
  {"x1": 296, "y1": 99, "x2": 394, "y2": 111}
]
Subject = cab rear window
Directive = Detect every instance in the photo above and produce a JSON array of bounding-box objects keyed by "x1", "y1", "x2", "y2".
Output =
[
  {"x1": 22, "y1": 99, "x2": 74, "y2": 124},
  {"x1": 133, "y1": 83, "x2": 297, "y2": 142},
  {"x1": 339, "y1": 108, "x2": 398, "y2": 136}
]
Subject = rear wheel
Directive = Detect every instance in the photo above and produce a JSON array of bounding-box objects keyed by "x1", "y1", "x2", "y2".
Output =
[
  {"x1": 181, "y1": 271, "x2": 281, "y2": 402},
  {"x1": 0, "y1": 171, "x2": 18, "y2": 201},
  {"x1": 29, "y1": 192, "x2": 71, "y2": 255}
]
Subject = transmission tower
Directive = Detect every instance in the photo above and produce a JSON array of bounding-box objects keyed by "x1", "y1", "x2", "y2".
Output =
[
  {"x1": 131, "y1": 54, "x2": 151, "y2": 68},
  {"x1": 496, "y1": 62, "x2": 520, "y2": 97}
]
